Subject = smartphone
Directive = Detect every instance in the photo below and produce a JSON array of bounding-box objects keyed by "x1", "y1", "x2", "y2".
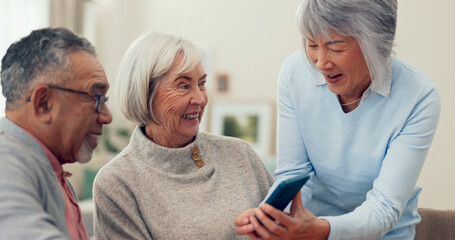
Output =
[{"x1": 264, "y1": 173, "x2": 310, "y2": 211}]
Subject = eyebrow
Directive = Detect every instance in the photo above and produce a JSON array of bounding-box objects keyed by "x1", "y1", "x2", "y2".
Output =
[
  {"x1": 199, "y1": 74, "x2": 207, "y2": 80},
  {"x1": 89, "y1": 82, "x2": 109, "y2": 92},
  {"x1": 325, "y1": 40, "x2": 346, "y2": 45},
  {"x1": 175, "y1": 73, "x2": 207, "y2": 82},
  {"x1": 307, "y1": 38, "x2": 346, "y2": 45}
]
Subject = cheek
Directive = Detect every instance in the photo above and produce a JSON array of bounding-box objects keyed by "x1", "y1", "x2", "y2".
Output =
[
  {"x1": 199, "y1": 93, "x2": 209, "y2": 117},
  {"x1": 154, "y1": 92, "x2": 185, "y2": 125},
  {"x1": 306, "y1": 49, "x2": 316, "y2": 63},
  {"x1": 202, "y1": 92, "x2": 208, "y2": 106},
  {"x1": 346, "y1": 58, "x2": 369, "y2": 80}
]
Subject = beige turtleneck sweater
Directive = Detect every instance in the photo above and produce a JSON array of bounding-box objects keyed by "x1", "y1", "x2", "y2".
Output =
[{"x1": 94, "y1": 126, "x2": 273, "y2": 240}]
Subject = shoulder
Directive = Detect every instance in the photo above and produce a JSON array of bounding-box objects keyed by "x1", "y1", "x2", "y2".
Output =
[
  {"x1": 198, "y1": 131, "x2": 267, "y2": 165},
  {"x1": 391, "y1": 57, "x2": 440, "y2": 104},
  {"x1": 95, "y1": 147, "x2": 133, "y2": 175},
  {"x1": 388, "y1": 58, "x2": 441, "y2": 124},
  {"x1": 0, "y1": 124, "x2": 47, "y2": 177},
  {"x1": 198, "y1": 132, "x2": 272, "y2": 180},
  {"x1": 392, "y1": 58, "x2": 437, "y2": 92},
  {"x1": 280, "y1": 50, "x2": 307, "y2": 74},
  {"x1": 198, "y1": 131, "x2": 253, "y2": 152},
  {"x1": 279, "y1": 50, "x2": 318, "y2": 85},
  {"x1": 198, "y1": 132, "x2": 263, "y2": 165}
]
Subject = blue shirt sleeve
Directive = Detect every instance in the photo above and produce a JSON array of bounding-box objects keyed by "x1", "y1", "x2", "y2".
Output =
[{"x1": 273, "y1": 56, "x2": 315, "y2": 207}]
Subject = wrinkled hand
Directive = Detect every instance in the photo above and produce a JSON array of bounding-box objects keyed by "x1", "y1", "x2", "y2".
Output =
[
  {"x1": 235, "y1": 208, "x2": 260, "y2": 238},
  {"x1": 244, "y1": 191, "x2": 330, "y2": 240}
]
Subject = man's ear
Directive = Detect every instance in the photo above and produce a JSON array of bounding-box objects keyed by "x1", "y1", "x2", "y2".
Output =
[{"x1": 30, "y1": 86, "x2": 53, "y2": 123}]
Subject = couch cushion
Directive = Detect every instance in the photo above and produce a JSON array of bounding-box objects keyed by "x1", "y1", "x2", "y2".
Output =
[{"x1": 415, "y1": 208, "x2": 455, "y2": 240}]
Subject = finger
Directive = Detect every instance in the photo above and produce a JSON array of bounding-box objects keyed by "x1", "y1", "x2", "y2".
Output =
[
  {"x1": 290, "y1": 190, "x2": 303, "y2": 216},
  {"x1": 236, "y1": 223, "x2": 255, "y2": 235},
  {"x1": 235, "y1": 208, "x2": 256, "y2": 226},
  {"x1": 235, "y1": 216, "x2": 250, "y2": 227},
  {"x1": 247, "y1": 232, "x2": 263, "y2": 240},
  {"x1": 250, "y1": 215, "x2": 275, "y2": 240},
  {"x1": 254, "y1": 207, "x2": 287, "y2": 236},
  {"x1": 260, "y1": 204, "x2": 294, "y2": 228}
]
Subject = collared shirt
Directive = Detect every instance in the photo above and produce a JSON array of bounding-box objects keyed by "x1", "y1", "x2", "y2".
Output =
[
  {"x1": 25, "y1": 131, "x2": 89, "y2": 240},
  {"x1": 307, "y1": 52, "x2": 393, "y2": 100}
]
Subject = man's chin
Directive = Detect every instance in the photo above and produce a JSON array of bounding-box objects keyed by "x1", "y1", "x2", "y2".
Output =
[
  {"x1": 75, "y1": 141, "x2": 95, "y2": 164},
  {"x1": 76, "y1": 154, "x2": 93, "y2": 164}
]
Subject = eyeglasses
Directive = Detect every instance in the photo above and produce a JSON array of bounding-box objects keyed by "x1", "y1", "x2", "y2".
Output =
[{"x1": 47, "y1": 84, "x2": 108, "y2": 113}]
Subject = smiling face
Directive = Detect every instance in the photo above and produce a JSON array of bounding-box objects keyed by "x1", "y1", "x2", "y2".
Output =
[
  {"x1": 306, "y1": 31, "x2": 371, "y2": 104},
  {"x1": 51, "y1": 51, "x2": 112, "y2": 164},
  {"x1": 145, "y1": 55, "x2": 208, "y2": 148}
]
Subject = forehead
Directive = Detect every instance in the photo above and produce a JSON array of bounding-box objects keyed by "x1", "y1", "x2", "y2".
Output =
[
  {"x1": 308, "y1": 30, "x2": 350, "y2": 43},
  {"x1": 67, "y1": 51, "x2": 109, "y2": 92}
]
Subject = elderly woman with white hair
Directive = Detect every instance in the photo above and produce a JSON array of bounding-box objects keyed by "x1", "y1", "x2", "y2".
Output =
[
  {"x1": 236, "y1": 0, "x2": 440, "y2": 239},
  {"x1": 93, "y1": 32, "x2": 273, "y2": 239}
]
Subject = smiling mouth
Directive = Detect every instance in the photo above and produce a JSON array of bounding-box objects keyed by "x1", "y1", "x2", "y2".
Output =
[
  {"x1": 182, "y1": 113, "x2": 199, "y2": 120},
  {"x1": 327, "y1": 74, "x2": 343, "y2": 79},
  {"x1": 86, "y1": 133, "x2": 99, "y2": 147}
]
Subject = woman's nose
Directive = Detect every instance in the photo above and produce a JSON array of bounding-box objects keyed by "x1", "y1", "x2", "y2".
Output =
[
  {"x1": 190, "y1": 88, "x2": 207, "y2": 106},
  {"x1": 315, "y1": 51, "x2": 333, "y2": 71}
]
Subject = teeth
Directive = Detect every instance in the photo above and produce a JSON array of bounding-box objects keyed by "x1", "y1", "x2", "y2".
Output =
[{"x1": 183, "y1": 113, "x2": 199, "y2": 119}]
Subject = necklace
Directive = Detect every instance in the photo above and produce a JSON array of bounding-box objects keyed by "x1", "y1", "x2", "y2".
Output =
[{"x1": 340, "y1": 97, "x2": 361, "y2": 106}]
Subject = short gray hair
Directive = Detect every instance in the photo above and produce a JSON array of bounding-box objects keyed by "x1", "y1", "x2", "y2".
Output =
[
  {"x1": 116, "y1": 32, "x2": 203, "y2": 125},
  {"x1": 1, "y1": 27, "x2": 96, "y2": 110},
  {"x1": 297, "y1": 0, "x2": 397, "y2": 84}
]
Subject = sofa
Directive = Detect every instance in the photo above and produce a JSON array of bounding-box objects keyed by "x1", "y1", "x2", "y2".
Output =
[{"x1": 415, "y1": 208, "x2": 455, "y2": 239}]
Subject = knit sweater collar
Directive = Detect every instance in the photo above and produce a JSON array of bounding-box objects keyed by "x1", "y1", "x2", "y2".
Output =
[{"x1": 128, "y1": 126, "x2": 214, "y2": 176}]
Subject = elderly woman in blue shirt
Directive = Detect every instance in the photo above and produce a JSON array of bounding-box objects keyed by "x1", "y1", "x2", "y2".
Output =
[{"x1": 235, "y1": 0, "x2": 441, "y2": 239}]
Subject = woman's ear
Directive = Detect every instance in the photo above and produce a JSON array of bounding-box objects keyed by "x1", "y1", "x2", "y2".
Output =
[{"x1": 30, "y1": 86, "x2": 52, "y2": 123}]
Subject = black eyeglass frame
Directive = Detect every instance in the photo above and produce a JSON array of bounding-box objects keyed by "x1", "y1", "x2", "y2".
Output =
[{"x1": 46, "y1": 84, "x2": 108, "y2": 113}]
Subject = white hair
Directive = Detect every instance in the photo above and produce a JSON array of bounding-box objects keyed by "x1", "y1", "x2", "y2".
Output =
[
  {"x1": 116, "y1": 32, "x2": 203, "y2": 125},
  {"x1": 297, "y1": 0, "x2": 397, "y2": 85}
]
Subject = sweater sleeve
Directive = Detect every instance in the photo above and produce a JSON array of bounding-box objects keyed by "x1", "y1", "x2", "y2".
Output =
[
  {"x1": 272, "y1": 57, "x2": 315, "y2": 206},
  {"x1": 323, "y1": 81, "x2": 441, "y2": 239},
  {"x1": 0, "y1": 154, "x2": 68, "y2": 239},
  {"x1": 243, "y1": 141, "x2": 274, "y2": 198},
  {"x1": 93, "y1": 166, "x2": 152, "y2": 240}
]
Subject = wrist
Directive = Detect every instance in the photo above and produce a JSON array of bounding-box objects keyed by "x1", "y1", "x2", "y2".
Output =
[{"x1": 313, "y1": 218, "x2": 330, "y2": 240}]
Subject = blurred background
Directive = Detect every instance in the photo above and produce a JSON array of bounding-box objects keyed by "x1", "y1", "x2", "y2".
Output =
[{"x1": 1, "y1": 0, "x2": 454, "y2": 220}]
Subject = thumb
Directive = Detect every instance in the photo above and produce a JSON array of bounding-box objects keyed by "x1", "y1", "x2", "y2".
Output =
[{"x1": 290, "y1": 190, "x2": 304, "y2": 216}]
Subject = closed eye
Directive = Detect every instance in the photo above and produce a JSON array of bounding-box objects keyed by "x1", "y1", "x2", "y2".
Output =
[{"x1": 329, "y1": 49, "x2": 343, "y2": 53}]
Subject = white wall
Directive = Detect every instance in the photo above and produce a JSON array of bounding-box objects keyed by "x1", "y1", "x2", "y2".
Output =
[
  {"x1": 395, "y1": 0, "x2": 455, "y2": 209},
  {"x1": 80, "y1": 0, "x2": 454, "y2": 209},
  {"x1": 0, "y1": 0, "x2": 50, "y2": 118}
]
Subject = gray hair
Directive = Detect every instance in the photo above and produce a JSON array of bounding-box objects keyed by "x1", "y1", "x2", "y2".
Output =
[
  {"x1": 1, "y1": 27, "x2": 96, "y2": 110},
  {"x1": 116, "y1": 32, "x2": 203, "y2": 125},
  {"x1": 297, "y1": 0, "x2": 397, "y2": 84}
]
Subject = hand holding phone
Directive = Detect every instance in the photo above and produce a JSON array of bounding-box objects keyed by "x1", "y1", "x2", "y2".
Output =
[{"x1": 264, "y1": 174, "x2": 310, "y2": 211}]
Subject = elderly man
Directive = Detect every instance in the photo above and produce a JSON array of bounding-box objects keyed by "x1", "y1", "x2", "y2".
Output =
[{"x1": 0, "y1": 27, "x2": 112, "y2": 239}]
